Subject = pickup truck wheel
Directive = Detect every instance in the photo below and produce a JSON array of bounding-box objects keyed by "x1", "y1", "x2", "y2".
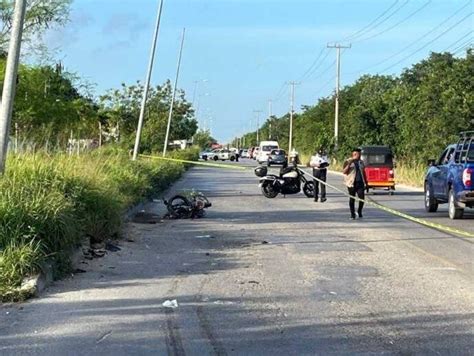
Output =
[
  {"x1": 213, "y1": 156, "x2": 218, "y2": 161},
  {"x1": 448, "y1": 188, "x2": 464, "y2": 219},
  {"x1": 230, "y1": 156, "x2": 235, "y2": 162},
  {"x1": 424, "y1": 182, "x2": 438, "y2": 212}
]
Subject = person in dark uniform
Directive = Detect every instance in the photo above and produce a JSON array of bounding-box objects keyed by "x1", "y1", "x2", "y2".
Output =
[
  {"x1": 310, "y1": 148, "x2": 329, "y2": 202},
  {"x1": 343, "y1": 148, "x2": 368, "y2": 219}
]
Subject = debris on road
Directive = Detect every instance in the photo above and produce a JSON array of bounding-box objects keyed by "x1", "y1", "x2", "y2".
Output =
[
  {"x1": 132, "y1": 210, "x2": 161, "y2": 224},
  {"x1": 162, "y1": 299, "x2": 179, "y2": 308},
  {"x1": 105, "y1": 241, "x2": 122, "y2": 252},
  {"x1": 195, "y1": 234, "x2": 215, "y2": 239}
]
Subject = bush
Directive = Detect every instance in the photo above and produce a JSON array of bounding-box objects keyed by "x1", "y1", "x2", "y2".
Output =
[{"x1": 0, "y1": 148, "x2": 191, "y2": 301}]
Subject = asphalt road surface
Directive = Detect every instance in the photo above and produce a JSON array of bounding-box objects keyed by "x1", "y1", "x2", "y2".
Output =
[{"x1": 1, "y1": 160, "x2": 473, "y2": 355}]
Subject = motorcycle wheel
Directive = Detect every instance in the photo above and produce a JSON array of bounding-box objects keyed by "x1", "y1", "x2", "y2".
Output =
[
  {"x1": 167, "y1": 195, "x2": 192, "y2": 218},
  {"x1": 261, "y1": 181, "x2": 279, "y2": 198},
  {"x1": 303, "y1": 181, "x2": 315, "y2": 198}
]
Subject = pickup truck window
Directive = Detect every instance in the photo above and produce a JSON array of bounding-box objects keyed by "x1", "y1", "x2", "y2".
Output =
[{"x1": 437, "y1": 149, "x2": 449, "y2": 165}]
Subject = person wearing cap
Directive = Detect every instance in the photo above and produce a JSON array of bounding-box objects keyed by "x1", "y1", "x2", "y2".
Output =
[
  {"x1": 343, "y1": 148, "x2": 368, "y2": 219},
  {"x1": 310, "y1": 148, "x2": 329, "y2": 202}
]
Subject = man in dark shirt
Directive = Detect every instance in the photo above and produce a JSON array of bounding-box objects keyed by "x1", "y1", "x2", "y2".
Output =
[{"x1": 343, "y1": 148, "x2": 367, "y2": 220}]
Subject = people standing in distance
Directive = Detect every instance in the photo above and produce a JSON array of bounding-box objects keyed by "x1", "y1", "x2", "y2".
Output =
[
  {"x1": 310, "y1": 148, "x2": 329, "y2": 202},
  {"x1": 343, "y1": 148, "x2": 368, "y2": 220}
]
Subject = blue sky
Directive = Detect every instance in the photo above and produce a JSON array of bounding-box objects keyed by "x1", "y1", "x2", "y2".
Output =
[{"x1": 44, "y1": 0, "x2": 473, "y2": 142}]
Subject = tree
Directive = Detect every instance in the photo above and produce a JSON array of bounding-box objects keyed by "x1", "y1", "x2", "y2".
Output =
[
  {"x1": 99, "y1": 81, "x2": 198, "y2": 153},
  {"x1": 0, "y1": 0, "x2": 71, "y2": 53},
  {"x1": 193, "y1": 129, "x2": 216, "y2": 149}
]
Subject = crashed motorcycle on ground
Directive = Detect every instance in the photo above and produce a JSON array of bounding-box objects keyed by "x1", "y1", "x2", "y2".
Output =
[
  {"x1": 254, "y1": 162, "x2": 314, "y2": 199},
  {"x1": 164, "y1": 191, "x2": 212, "y2": 219}
]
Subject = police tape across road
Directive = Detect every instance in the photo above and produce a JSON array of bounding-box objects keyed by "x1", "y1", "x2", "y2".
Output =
[{"x1": 139, "y1": 154, "x2": 474, "y2": 239}]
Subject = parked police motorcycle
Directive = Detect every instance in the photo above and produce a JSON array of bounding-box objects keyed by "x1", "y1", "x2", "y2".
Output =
[{"x1": 254, "y1": 163, "x2": 314, "y2": 199}]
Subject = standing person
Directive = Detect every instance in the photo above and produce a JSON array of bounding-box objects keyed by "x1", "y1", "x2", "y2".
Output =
[
  {"x1": 310, "y1": 148, "x2": 329, "y2": 202},
  {"x1": 343, "y1": 148, "x2": 367, "y2": 219}
]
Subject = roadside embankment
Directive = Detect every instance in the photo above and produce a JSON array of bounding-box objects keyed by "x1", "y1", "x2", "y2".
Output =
[{"x1": 0, "y1": 147, "x2": 198, "y2": 302}]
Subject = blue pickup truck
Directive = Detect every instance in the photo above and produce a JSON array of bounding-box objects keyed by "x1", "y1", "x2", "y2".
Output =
[{"x1": 424, "y1": 131, "x2": 474, "y2": 219}]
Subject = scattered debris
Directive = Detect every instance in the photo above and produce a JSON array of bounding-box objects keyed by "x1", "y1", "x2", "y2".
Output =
[
  {"x1": 262, "y1": 240, "x2": 270, "y2": 244},
  {"x1": 96, "y1": 331, "x2": 112, "y2": 344},
  {"x1": 73, "y1": 268, "x2": 86, "y2": 274},
  {"x1": 162, "y1": 299, "x2": 179, "y2": 309},
  {"x1": 195, "y1": 235, "x2": 215, "y2": 239},
  {"x1": 213, "y1": 300, "x2": 234, "y2": 305},
  {"x1": 329, "y1": 291, "x2": 337, "y2": 295},
  {"x1": 132, "y1": 210, "x2": 161, "y2": 224},
  {"x1": 105, "y1": 242, "x2": 121, "y2": 252}
]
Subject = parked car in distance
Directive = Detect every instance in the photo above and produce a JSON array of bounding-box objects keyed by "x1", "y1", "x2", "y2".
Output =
[
  {"x1": 241, "y1": 149, "x2": 249, "y2": 158},
  {"x1": 209, "y1": 149, "x2": 237, "y2": 162},
  {"x1": 257, "y1": 141, "x2": 279, "y2": 164},
  {"x1": 424, "y1": 131, "x2": 474, "y2": 219},
  {"x1": 268, "y1": 149, "x2": 287, "y2": 166},
  {"x1": 252, "y1": 147, "x2": 260, "y2": 160},
  {"x1": 199, "y1": 149, "x2": 213, "y2": 160}
]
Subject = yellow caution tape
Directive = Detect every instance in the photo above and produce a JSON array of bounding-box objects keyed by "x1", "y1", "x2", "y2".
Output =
[
  {"x1": 139, "y1": 154, "x2": 248, "y2": 170},
  {"x1": 139, "y1": 154, "x2": 473, "y2": 238},
  {"x1": 298, "y1": 168, "x2": 474, "y2": 239}
]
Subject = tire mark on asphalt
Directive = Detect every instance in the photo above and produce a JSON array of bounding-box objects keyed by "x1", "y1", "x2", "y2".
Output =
[
  {"x1": 196, "y1": 305, "x2": 227, "y2": 356},
  {"x1": 164, "y1": 277, "x2": 186, "y2": 356},
  {"x1": 165, "y1": 308, "x2": 186, "y2": 356}
]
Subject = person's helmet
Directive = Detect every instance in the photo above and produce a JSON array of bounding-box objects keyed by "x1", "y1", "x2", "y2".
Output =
[{"x1": 254, "y1": 166, "x2": 268, "y2": 177}]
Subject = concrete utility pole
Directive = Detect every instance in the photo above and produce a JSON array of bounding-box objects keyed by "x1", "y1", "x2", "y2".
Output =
[
  {"x1": 253, "y1": 110, "x2": 262, "y2": 144},
  {"x1": 287, "y1": 81, "x2": 300, "y2": 153},
  {"x1": 163, "y1": 27, "x2": 186, "y2": 157},
  {"x1": 268, "y1": 99, "x2": 272, "y2": 139},
  {"x1": 0, "y1": 0, "x2": 27, "y2": 174},
  {"x1": 327, "y1": 43, "x2": 351, "y2": 150},
  {"x1": 132, "y1": 0, "x2": 164, "y2": 161}
]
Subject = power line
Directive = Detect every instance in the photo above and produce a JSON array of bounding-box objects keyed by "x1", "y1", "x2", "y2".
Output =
[
  {"x1": 342, "y1": 0, "x2": 400, "y2": 42},
  {"x1": 304, "y1": 49, "x2": 332, "y2": 80},
  {"x1": 348, "y1": 1, "x2": 472, "y2": 75},
  {"x1": 353, "y1": 0, "x2": 432, "y2": 44},
  {"x1": 441, "y1": 31, "x2": 473, "y2": 52},
  {"x1": 380, "y1": 11, "x2": 473, "y2": 73},
  {"x1": 298, "y1": 47, "x2": 328, "y2": 81}
]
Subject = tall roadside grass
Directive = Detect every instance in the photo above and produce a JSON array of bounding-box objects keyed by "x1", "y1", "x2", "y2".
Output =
[{"x1": 0, "y1": 147, "x2": 198, "y2": 301}]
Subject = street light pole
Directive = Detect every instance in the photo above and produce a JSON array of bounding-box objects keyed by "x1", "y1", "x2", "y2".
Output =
[
  {"x1": 163, "y1": 27, "x2": 186, "y2": 157},
  {"x1": 253, "y1": 110, "x2": 262, "y2": 144},
  {"x1": 132, "y1": 0, "x2": 164, "y2": 161},
  {"x1": 287, "y1": 81, "x2": 300, "y2": 153},
  {"x1": 0, "y1": 0, "x2": 27, "y2": 174},
  {"x1": 327, "y1": 43, "x2": 351, "y2": 150}
]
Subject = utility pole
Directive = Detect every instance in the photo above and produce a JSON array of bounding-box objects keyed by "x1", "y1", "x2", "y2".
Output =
[
  {"x1": 268, "y1": 99, "x2": 272, "y2": 139},
  {"x1": 132, "y1": 0, "x2": 164, "y2": 161},
  {"x1": 253, "y1": 110, "x2": 262, "y2": 144},
  {"x1": 287, "y1": 81, "x2": 300, "y2": 153},
  {"x1": 0, "y1": 0, "x2": 27, "y2": 174},
  {"x1": 163, "y1": 27, "x2": 186, "y2": 157},
  {"x1": 327, "y1": 43, "x2": 351, "y2": 150}
]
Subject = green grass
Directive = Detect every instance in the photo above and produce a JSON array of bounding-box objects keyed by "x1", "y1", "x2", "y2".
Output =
[{"x1": 0, "y1": 147, "x2": 198, "y2": 302}]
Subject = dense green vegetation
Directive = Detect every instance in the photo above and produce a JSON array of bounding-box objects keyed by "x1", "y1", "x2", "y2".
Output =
[
  {"x1": 243, "y1": 51, "x2": 473, "y2": 169},
  {"x1": 0, "y1": 148, "x2": 198, "y2": 301}
]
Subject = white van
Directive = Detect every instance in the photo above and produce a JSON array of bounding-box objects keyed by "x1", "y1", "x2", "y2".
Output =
[{"x1": 257, "y1": 141, "x2": 279, "y2": 164}]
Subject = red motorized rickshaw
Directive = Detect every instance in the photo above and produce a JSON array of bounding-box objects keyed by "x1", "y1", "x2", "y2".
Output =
[{"x1": 360, "y1": 145, "x2": 396, "y2": 195}]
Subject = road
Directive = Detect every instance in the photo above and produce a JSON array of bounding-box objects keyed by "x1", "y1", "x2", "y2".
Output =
[{"x1": 1, "y1": 160, "x2": 473, "y2": 355}]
